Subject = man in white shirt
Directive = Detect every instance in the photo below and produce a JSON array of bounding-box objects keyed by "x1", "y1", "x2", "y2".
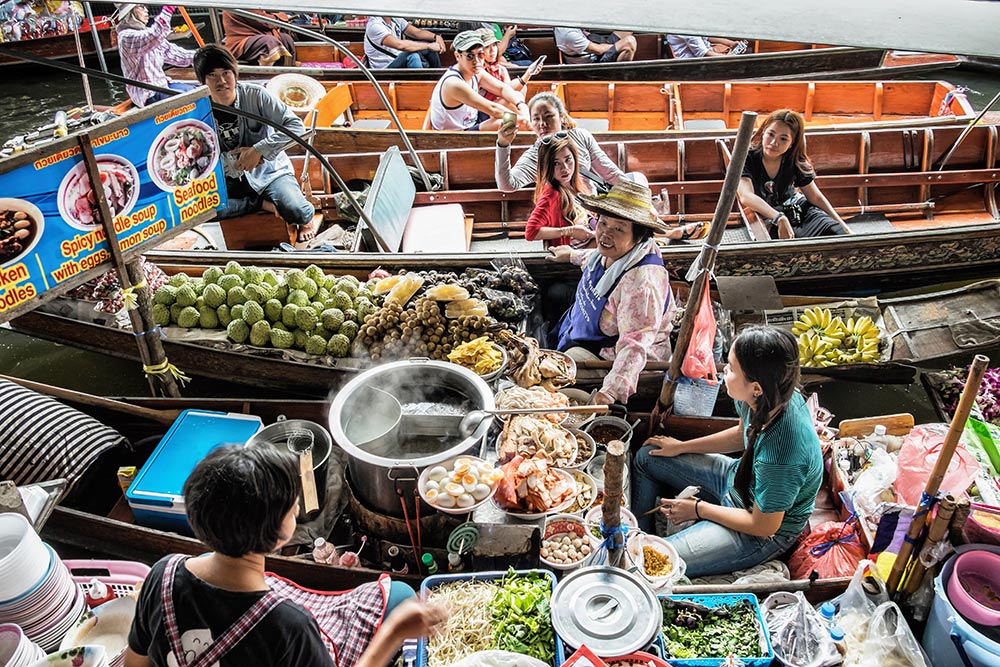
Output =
[
  {"x1": 428, "y1": 29, "x2": 529, "y2": 131},
  {"x1": 364, "y1": 16, "x2": 445, "y2": 69},
  {"x1": 667, "y1": 35, "x2": 740, "y2": 58},
  {"x1": 553, "y1": 27, "x2": 636, "y2": 64}
]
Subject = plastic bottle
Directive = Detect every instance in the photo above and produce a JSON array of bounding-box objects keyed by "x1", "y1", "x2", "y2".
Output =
[
  {"x1": 867, "y1": 424, "x2": 888, "y2": 450},
  {"x1": 312, "y1": 537, "x2": 337, "y2": 564},
  {"x1": 421, "y1": 552, "x2": 439, "y2": 575},
  {"x1": 829, "y1": 625, "x2": 847, "y2": 656},
  {"x1": 388, "y1": 545, "x2": 409, "y2": 574},
  {"x1": 731, "y1": 40, "x2": 749, "y2": 56},
  {"x1": 447, "y1": 552, "x2": 464, "y2": 573},
  {"x1": 819, "y1": 601, "x2": 838, "y2": 630},
  {"x1": 85, "y1": 578, "x2": 115, "y2": 608}
]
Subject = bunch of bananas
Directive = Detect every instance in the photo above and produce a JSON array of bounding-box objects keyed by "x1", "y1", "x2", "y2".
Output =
[{"x1": 791, "y1": 307, "x2": 881, "y2": 367}]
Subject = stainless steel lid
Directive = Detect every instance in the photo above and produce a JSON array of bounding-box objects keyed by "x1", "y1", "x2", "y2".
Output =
[{"x1": 551, "y1": 565, "x2": 662, "y2": 657}]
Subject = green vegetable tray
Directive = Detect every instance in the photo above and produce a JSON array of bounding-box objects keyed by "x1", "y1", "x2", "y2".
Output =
[
  {"x1": 417, "y1": 569, "x2": 566, "y2": 667},
  {"x1": 657, "y1": 593, "x2": 773, "y2": 667}
]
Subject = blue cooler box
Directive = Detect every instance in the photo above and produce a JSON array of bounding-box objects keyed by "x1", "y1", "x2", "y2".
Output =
[{"x1": 125, "y1": 409, "x2": 263, "y2": 532}]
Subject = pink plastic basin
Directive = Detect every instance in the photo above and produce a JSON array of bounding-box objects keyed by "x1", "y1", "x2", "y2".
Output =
[{"x1": 948, "y1": 549, "x2": 1000, "y2": 626}]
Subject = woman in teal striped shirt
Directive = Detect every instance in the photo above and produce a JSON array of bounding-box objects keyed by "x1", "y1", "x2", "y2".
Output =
[{"x1": 633, "y1": 325, "x2": 823, "y2": 577}]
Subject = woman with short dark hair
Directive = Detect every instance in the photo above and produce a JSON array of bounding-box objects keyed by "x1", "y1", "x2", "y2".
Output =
[
  {"x1": 633, "y1": 325, "x2": 824, "y2": 578},
  {"x1": 125, "y1": 445, "x2": 445, "y2": 667}
]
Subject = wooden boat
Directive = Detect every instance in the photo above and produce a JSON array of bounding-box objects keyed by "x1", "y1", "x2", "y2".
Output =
[
  {"x1": 17, "y1": 378, "x2": 857, "y2": 598},
  {"x1": 0, "y1": 17, "x2": 118, "y2": 67},
  {"x1": 296, "y1": 79, "x2": 975, "y2": 153},
  {"x1": 200, "y1": 122, "x2": 1000, "y2": 294}
]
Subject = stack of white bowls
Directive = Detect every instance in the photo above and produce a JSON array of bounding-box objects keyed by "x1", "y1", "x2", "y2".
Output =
[
  {"x1": 0, "y1": 623, "x2": 46, "y2": 666},
  {"x1": 0, "y1": 514, "x2": 85, "y2": 652}
]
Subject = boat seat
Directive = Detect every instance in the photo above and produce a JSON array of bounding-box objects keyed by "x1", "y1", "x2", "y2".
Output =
[
  {"x1": 683, "y1": 119, "x2": 728, "y2": 130},
  {"x1": 350, "y1": 119, "x2": 393, "y2": 129},
  {"x1": 311, "y1": 83, "x2": 354, "y2": 128},
  {"x1": 575, "y1": 117, "x2": 610, "y2": 132}
]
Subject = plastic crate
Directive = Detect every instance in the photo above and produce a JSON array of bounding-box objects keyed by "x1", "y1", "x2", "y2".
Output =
[
  {"x1": 657, "y1": 593, "x2": 773, "y2": 667},
  {"x1": 417, "y1": 569, "x2": 565, "y2": 667},
  {"x1": 64, "y1": 559, "x2": 151, "y2": 598}
]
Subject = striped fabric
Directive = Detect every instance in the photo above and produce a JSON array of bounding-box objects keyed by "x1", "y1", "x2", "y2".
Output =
[
  {"x1": 264, "y1": 572, "x2": 389, "y2": 667},
  {"x1": 0, "y1": 379, "x2": 126, "y2": 491}
]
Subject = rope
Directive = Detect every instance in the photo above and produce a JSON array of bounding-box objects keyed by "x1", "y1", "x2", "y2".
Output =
[
  {"x1": 809, "y1": 513, "x2": 859, "y2": 557},
  {"x1": 142, "y1": 358, "x2": 190, "y2": 386},
  {"x1": 118, "y1": 278, "x2": 147, "y2": 312},
  {"x1": 132, "y1": 325, "x2": 166, "y2": 339}
]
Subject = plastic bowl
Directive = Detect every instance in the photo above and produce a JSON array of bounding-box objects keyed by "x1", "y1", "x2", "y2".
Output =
[
  {"x1": 0, "y1": 513, "x2": 51, "y2": 602},
  {"x1": 59, "y1": 596, "x2": 136, "y2": 662},
  {"x1": 627, "y1": 532, "x2": 686, "y2": 590},
  {"x1": 585, "y1": 506, "x2": 638, "y2": 544},
  {"x1": 947, "y1": 549, "x2": 1000, "y2": 626},
  {"x1": 566, "y1": 470, "x2": 599, "y2": 515},
  {"x1": 27, "y1": 645, "x2": 108, "y2": 667},
  {"x1": 541, "y1": 514, "x2": 593, "y2": 570},
  {"x1": 418, "y1": 455, "x2": 500, "y2": 515},
  {"x1": 565, "y1": 429, "x2": 596, "y2": 470}
]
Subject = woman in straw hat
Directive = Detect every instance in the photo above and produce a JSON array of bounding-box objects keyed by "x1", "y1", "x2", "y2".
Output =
[{"x1": 548, "y1": 179, "x2": 676, "y2": 405}]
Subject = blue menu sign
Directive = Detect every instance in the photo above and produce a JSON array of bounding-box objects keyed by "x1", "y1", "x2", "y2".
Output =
[{"x1": 0, "y1": 89, "x2": 226, "y2": 322}]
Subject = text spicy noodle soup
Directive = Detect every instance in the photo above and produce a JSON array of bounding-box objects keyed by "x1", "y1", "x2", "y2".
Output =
[
  {"x1": 0, "y1": 198, "x2": 43, "y2": 265},
  {"x1": 148, "y1": 119, "x2": 219, "y2": 191}
]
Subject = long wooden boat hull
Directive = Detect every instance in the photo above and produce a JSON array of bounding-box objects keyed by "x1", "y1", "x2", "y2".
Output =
[
  {"x1": 302, "y1": 79, "x2": 974, "y2": 154},
  {"x1": 20, "y1": 387, "x2": 853, "y2": 598},
  {"x1": 0, "y1": 23, "x2": 118, "y2": 67}
]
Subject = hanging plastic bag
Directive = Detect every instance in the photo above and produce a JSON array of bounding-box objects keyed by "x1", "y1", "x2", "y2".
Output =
[
  {"x1": 847, "y1": 601, "x2": 928, "y2": 667},
  {"x1": 851, "y1": 447, "x2": 898, "y2": 517},
  {"x1": 827, "y1": 559, "x2": 887, "y2": 654},
  {"x1": 894, "y1": 423, "x2": 979, "y2": 506},
  {"x1": 788, "y1": 519, "x2": 867, "y2": 580},
  {"x1": 680, "y1": 280, "x2": 718, "y2": 384}
]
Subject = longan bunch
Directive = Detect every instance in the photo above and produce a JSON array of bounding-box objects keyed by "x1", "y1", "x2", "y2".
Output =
[{"x1": 448, "y1": 315, "x2": 494, "y2": 348}]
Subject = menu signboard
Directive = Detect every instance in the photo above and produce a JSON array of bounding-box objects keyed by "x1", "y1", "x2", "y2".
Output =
[{"x1": 0, "y1": 89, "x2": 226, "y2": 323}]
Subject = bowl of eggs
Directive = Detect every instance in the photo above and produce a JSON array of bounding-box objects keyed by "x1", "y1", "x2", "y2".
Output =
[
  {"x1": 418, "y1": 455, "x2": 503, "y2": 515},
  {"x1": 541, "y1": 514, "x2": 593, "y2": 570}
]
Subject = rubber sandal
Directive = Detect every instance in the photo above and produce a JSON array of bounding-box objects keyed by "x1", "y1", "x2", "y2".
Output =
[{"x1": 679, "y1": 222, "x2": 708, "y2": 240}]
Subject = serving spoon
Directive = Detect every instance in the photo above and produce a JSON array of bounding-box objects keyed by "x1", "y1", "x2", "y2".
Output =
[{"x1": 458, "y1": 404, "x2": 624, "y2": 438}]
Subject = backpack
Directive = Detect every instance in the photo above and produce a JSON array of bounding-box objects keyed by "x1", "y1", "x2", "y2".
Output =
[{"x1": 504, "y1": 36, "x2": 532, "y2": 63}]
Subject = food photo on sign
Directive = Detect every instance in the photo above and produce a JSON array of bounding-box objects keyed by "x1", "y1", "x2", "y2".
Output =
[{"x1": 0, "y1": 90, "x2": 228, "y2": 318}]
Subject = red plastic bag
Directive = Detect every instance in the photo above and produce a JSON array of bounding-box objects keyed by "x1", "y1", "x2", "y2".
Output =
[
  {"x1": 680, "y1": 281, "x2": 717, "y2": 384},
  {"x1": 788, "y1": 520, "x2": 867, "y2": 580},
  {"x1": 894, "y1": 423, "x2": 978, "y2": 506}
]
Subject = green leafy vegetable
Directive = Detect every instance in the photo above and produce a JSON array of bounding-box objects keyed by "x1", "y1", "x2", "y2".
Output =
[
  {"x1": 661, "y1": 598, "x2": 764, "y2": 659},
  {"x1": 488, "y1": 569, "x2": 556, "y2": 664}
]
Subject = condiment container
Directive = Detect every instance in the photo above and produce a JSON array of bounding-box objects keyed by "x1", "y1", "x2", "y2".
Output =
[{"x1": 551, "y1": 566, "x2": 662, "y2": 657}]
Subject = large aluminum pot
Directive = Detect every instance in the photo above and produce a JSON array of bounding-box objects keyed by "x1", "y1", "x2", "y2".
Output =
[
  {"x1": 328, "y1": 358, "x2": 495, "y2": 516},
  {"x1": 245, "y1": 417, "x2": 332, "y2": 521}
]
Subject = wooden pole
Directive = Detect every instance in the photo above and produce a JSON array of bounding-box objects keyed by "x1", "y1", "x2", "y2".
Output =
[
  {"x1": 79, "y1": 136, "x2": 181, "y2": 398},
  {"x1": 949, "y1": 497, "x2": 972, "y2": 546},
  {"x1": 601, "y1": 439, "x2": 628, "y2": 568},
  {"x1": 178, "y1": 7, "x2": 206, "y2": 47},
  {"x1": 886, "y1": 354, "x2": 989, "y2": 595},
  {"x1": 903, "y1": 493, "x2": 956, "y2": 594},
  {"x1": 651, "y1": 111, "x2": 757, "y2": 434}
]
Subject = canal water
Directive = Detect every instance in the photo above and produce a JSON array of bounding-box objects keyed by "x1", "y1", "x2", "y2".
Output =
[{"x1": 0, "y1": 58, "x2": 998, "y2": 405}]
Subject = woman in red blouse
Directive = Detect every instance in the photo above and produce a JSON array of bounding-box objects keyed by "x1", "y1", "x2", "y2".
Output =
[{"x1": 525, "y1": 133, "x2": 595, "y2": 248}]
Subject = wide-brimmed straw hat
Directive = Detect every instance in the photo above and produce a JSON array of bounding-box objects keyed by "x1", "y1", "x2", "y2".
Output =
[
  {"x1": 111, "y1": 3, "x2": 139, "y2": 23},
  {"x1": 578, "y1": 180, "x2": 670, "y2": 233},
  {"x1": 265, "y1": 73, "x2": 327, "y2": 113}
]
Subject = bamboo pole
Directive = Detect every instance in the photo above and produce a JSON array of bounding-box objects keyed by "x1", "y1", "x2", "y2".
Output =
[
  {"x1": 79, "y1": 136, "x2": 181, "y2": 398},
  {"x1": 651, "y1": 110, "x2": 757, "y2": 434},
  {"x1": 601, "y1": 439, "x2": 628, "y2": 568},
  {"x1": 886, "y1": 354, "x2": 989, "y2": 595},
  {"x1": 903, "y1": 494, "x2": 956, "y2": 594},
  {"x1": 949, "y1": 497, "x2": 972, "y2": 546}
]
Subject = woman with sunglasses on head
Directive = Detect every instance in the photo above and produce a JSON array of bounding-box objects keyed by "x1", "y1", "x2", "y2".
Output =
[
  {"x1": 547, "y1": 180, "x2": 675, "y2": 406},
  {"x1": 737, "y1": 109, "x2": 852, "y2": 239},
  {"x1": 495, "y1": 92, "x2": 624, "y2": 192},
  {"x1": 632, "y1": 325, "x2": 823, "y2": 577},
  {"x1": 526, "y1": 134, "x2": 594, "y2": 248}
]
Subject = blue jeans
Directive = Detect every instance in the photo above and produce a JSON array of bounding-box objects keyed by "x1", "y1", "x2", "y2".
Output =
[
  {"x1": 632, "y1": 446, "x2": 798, "y2": 578},
  {"x1": 146, "y1": 81, "x2": 197, "y2": 105},
  {"x1": 217, "y1": 173, "x2": 314, "y2": 228},
  {"x1": 387, "y1": 49, "x2": 441, "y2": 69}
]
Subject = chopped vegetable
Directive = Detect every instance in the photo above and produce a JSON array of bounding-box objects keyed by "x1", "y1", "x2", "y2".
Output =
[
  {"x1": 488, "y1": 570, "x2": 557, "y2": 664},
  {"x1": 661, "y1": 599, "x2": 764, "y2": 659}
]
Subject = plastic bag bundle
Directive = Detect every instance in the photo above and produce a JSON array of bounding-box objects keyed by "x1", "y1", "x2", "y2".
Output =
[
  {"x1": 788, "y1": 519, "x2": 867, "y2": 580},
  {"x1": 680, "y1": 280, "x2": 718, "y2": 384},
  {"x1": 846, "y1": 602, "x2": 928, "y2": 667},
  {"x1": 762, "y1": 591, "x2": 841, "y2": 667}
]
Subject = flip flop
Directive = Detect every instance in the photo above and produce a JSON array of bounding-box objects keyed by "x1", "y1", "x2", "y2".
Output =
[{"x1": 679, "y1": 222, "x2": 709, "y2": 240}]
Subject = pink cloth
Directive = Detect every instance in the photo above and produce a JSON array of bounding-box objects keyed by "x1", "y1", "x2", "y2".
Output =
[
  {"x1": 570, "y1": 248, "x2": 675, "y2": 401},
  {"x1": 117, "y1": 8, "x2": 194, "y2": 106}
]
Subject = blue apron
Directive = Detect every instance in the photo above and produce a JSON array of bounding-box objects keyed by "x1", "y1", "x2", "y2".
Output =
[{"x1": 556, "y1": 252, "x2": 666, "y2": 354}]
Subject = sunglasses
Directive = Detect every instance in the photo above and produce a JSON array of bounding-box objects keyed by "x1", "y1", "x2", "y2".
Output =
[
  {"x1": 461, "y1": 51, "x2": 486, "y2": 62},
  {"x1": 539, "y1": 130, "x2": 570, "y2": 145}
]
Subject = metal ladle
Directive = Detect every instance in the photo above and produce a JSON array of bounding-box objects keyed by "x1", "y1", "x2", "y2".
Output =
[{"x1": 458, "y1": 404, "x2": 621, "y2": 438}]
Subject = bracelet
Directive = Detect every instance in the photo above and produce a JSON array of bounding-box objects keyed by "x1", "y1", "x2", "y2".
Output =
[
  {"x1": 768, "y1": 212, "x2": 784, "y2": 227},
  {"x1": 515, "y1": 75, "x2": 523, "y2": 85},
  {"x1": 694, "y1": 498, "x2": 702, "y2": 519}
]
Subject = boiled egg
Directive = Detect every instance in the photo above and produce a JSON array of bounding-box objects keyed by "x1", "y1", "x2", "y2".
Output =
[
  {"x1": 461, "y1": 474, "x2": 478, "y2": 491},
  {"x1": 456, "y1": 493, "x2": 476, "y2": 508},
  {"x1": 436, "y1": 493, "x2": 456, "y2": 508},
  {"x1": 424, "y1": 488, "x2": 440, "y2": 502},
  {"x1": 471, "y1": 483, "x2": 492, "y2": 501},
  {"x1": 444, "y1": 482, "x2": 464, "y2": 497},
  {"x1": 425, "y1": 480, "x2": 440, "y2": 492},
  {"x1": 427, "y1": 466, "x2": 449, "y2": 483}
]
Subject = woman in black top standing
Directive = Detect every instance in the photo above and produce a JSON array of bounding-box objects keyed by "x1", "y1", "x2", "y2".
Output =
[{"x1": 737, "y1": 109, "x2": 852, "y2": 239}]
